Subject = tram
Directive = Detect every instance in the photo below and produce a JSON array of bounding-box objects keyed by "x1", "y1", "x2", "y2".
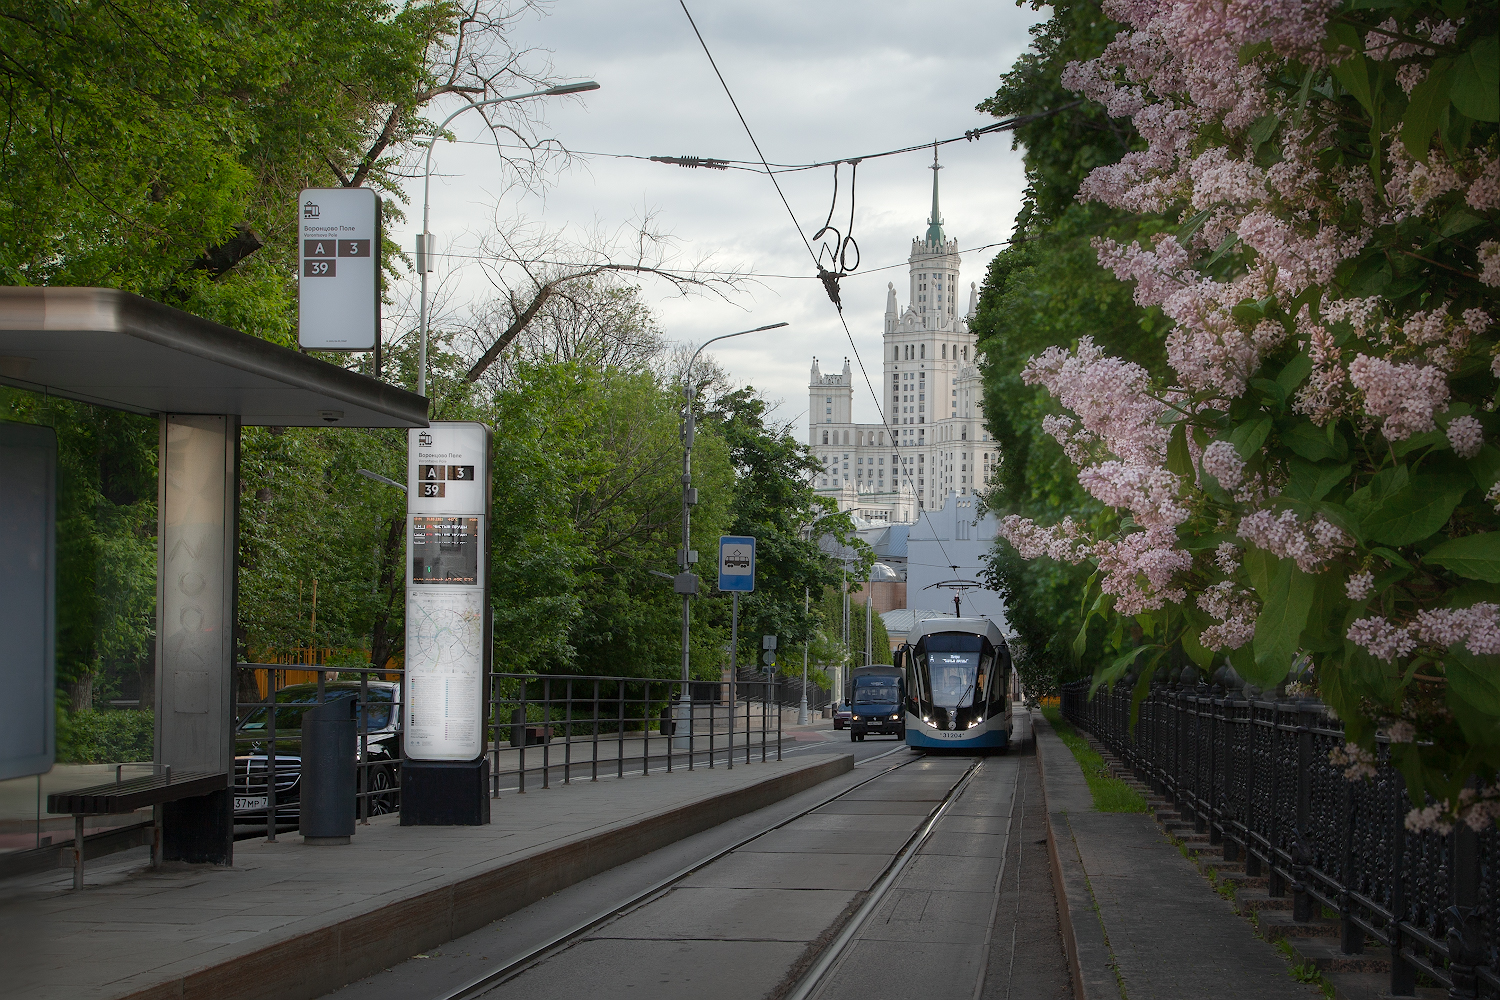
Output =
[{"x1": 895, "y1": 617, "x2": 1013, "y2": 752}]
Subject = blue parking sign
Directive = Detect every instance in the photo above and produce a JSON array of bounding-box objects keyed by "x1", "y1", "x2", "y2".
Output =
[{"x1": 718, "y1": 536, "x2": 755, "y2": 592}]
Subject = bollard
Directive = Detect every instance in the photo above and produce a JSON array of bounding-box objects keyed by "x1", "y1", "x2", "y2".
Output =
[{"x1": 301, "y1": 697, "x2": 356, "y2": 845}]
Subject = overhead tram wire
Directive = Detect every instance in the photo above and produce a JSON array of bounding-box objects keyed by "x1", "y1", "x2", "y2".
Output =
[
  {"x1": 431, "y1": 101, "x2": 1082, "y2": 176},
  {"x1": 397, "y1": 238, "x2": 1020, "y2": 282},
  {"x1": 677, "y1": 0, "x2": 965, "y2": 580}
]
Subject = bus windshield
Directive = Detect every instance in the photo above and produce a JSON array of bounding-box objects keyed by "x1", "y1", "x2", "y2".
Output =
[{"x1": 853, "y1": 678, "x2": 899, "y2": 704}]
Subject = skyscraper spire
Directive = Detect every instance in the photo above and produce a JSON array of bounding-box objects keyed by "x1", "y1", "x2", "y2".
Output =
[{"x1": 925, "y1": 143, "x2": 944, "y2": 245}]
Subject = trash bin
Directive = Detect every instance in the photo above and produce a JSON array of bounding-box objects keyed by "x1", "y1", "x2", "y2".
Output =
[{"x1": 300, "y1": 697, "x2": 356, "y2": 844}]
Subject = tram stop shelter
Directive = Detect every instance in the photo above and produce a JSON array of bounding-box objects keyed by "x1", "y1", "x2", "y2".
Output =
[{"x1": 0, "y1": 286, "x2": 427, "y2": 868}]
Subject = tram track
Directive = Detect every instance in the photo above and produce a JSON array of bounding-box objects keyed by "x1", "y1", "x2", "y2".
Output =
[{"x1": 435, "y1": 747, "x2": 971, "y2": 1000}]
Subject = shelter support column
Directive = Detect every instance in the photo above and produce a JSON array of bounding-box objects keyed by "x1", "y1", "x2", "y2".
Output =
[{"x1": 154, "y1": 414, "x2": 239, "y2": 865}]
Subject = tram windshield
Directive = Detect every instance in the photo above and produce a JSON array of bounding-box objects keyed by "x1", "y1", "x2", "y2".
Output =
[
  {"x1": 916, "y1": 634, "x2": 994, "y2": 710},
  {"x1": 853, "y1": 677, "x2": 899, "y2": 704}
]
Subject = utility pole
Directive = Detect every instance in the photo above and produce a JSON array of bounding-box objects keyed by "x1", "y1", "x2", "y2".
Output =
[
  {"x1": 865, "y1": 595, "x2": 873, "y2": 666},
  {"x1": 798, "y1": 587, "x2": 809, "y2": 725}
]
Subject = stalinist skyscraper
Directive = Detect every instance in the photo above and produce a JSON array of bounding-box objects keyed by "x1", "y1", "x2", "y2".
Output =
[{"x1": 808, "y1": 153, "x2": 995, "y2": 521}]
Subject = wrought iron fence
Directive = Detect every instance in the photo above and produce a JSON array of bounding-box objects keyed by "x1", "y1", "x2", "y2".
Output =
[
  {"x1": 232, "y1": 665, "x2": 786, "y2": 833},
  {"x1": 486, "y1": 673, "x2": 783, "y2": 793},
  {"x1": 1062, "y1": 679, "x2": 1498, "y2": 998}
]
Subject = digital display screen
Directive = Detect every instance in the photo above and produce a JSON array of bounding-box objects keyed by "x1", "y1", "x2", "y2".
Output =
[{"x1": 411, "y1": 516, "x2": 480, "y2": 584}]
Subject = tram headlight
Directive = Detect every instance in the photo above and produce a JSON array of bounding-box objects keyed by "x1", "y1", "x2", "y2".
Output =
[{"x1": 968, "y1": 720, "x2": 979, "y2": 728}]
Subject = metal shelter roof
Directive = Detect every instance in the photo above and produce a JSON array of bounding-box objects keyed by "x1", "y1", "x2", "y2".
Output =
[{"x1": 0, "y1": 287, "x2": 427, "y2": 427}]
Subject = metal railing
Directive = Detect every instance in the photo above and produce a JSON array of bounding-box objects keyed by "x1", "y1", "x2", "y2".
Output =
[
  {"x1": 486, "y1": 673, "x2": 783, "y2": 793},
  {"x1": 234, "y1": 663, "x2": 403, "y2": 841},
  {"x1": 233, "y1": 665, "x2": 787, "y2": 834},
  {"x1": 1062, "y1": 679, "x2": 1499, "y2": 997}
]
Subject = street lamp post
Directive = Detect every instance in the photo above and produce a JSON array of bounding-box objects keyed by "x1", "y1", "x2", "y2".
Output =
[
  {"x1": 415, "y1": 81, "x2": 600, "y2": 399},
  {"x1": 676, "y1": 322, "x2": 788, "y2": 691},
  {"x1": 799, "y1": 587, "x2": 809, "y2": 725}
]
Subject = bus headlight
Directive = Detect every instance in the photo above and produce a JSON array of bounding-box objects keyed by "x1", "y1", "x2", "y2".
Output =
[{"x1": 889, "y1": 715, "x2": 900, "y2": 721}]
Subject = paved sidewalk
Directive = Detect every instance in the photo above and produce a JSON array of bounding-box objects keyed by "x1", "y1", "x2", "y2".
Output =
[
  {"x1": 1033, "y1": 711, "x2": 1318, "y2": 1000},
  {"x1": 1, "y1": 753, "x2": 850, "y2": 1000}
]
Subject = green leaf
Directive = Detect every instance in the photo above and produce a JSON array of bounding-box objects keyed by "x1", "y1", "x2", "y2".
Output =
[
  {"x1": 1177, "y1": 207, "x2": 1213, "y2": 240},
  {"x1": 1467, "y1": 445, "x2": 1500, "y2": 491},
  {"x1": 1426, "y1": 532, "x2": 1500, "y2": 582},
  {"x1": 1390, "y1": 429, "x2": 1447, "y2": 457},
  {"x1": 1371, "y1": 546, "x2": 1413, "y2": 571},
  {"x1": 1287, "y1": 458, "x2": 1352, "y2": 503},
  {"x1": 1447, "y1": 650, "x2": 1500, "y2": 716},
  {"x1": 1401, "y1": 59, "x2": 1454, "y2": 162},
  {"x1": 1300, "y1": 569, "x2": 1349, "y2": 653},
  {"x1": 1245, "y1": 546, "x2": 1277, "y2": 600},
  {"x1": 1249, "y1": 377, "x2": 1287, "y2": 409},
  {"x1": 1276, "y1": 354, "x2": 1313, "y2": 396},
  {"x1": 1180, "y1": 623, "x2": 1216, "y2": 669},
  {"x1": 1451, "y1": 35, "x2": 1499, "y2": 122},
  {"x1": 1251, "y1": 559, "x2": 1315, "y2": 687},
  {"x1": 1167, "y1": 421, "x2": 1194, "y2": 477},
  {"x1": 1283, "y1": 419, "x2": 1347, "y2": 462},
  {"x1": 1091, "y1": 644, "x2": 1156, "y2": 696},
  {"x1": 1347, "y1": 465, "x2": 1410, "y2": 518},
  {"x1": 1230, "y1": 415, "x2": 1273, "y2": 458},
  {"x1": 1360, "y1": 473, "x2": 1470, "y2": 547},
  {"x1": 1332, "y1": 52, "x2": 1377, "y2": 117}
]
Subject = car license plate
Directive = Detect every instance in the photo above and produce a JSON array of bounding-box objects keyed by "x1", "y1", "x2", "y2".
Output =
[{"x1": 234, "y1": 796, "x2": 268, "y2": 811}]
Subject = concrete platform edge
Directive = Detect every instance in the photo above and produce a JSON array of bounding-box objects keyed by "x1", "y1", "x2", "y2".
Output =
[
  {"x1": 116, "y1": 754, "x2": 855, "y2": 1000},
  {"x1": 1032, "y1": 710, "x2": 1122, "y2": 1000}
]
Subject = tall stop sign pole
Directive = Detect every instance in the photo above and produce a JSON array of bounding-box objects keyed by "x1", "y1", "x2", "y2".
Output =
[
  {"x1": 402, "y1": 422, "x2": 493, "y2": 825},
  {"x1": 718, "y1": 536, "x2": 754, "y2": 768}
]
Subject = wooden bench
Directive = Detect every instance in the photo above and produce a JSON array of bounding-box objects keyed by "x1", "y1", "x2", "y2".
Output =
[{"x1": 47, "y1": 767, "x2": 227, "y2": 889}]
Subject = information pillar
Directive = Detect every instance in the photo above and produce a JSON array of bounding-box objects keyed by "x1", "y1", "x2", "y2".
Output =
[{"x1": 400, "y1": 422, "x2": 492, "y2": 826}]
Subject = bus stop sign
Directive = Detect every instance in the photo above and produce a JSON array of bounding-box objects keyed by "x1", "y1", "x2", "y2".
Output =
[{"x1": 718, "y1": 536, "x2": 755, "y2": 592}]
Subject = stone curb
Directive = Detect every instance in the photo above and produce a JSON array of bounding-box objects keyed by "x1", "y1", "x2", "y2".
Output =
[
  {"x1": 117, "y1": 754, "x2": 855, "y2": 1000},
  {"x1": 1032, "y1": 711, "x2": 1123, "y2": 1000}
]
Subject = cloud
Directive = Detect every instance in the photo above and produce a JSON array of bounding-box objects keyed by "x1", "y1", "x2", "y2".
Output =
[{"x1": 391, "y1": 0, "x2": 1046, "y2": 440}]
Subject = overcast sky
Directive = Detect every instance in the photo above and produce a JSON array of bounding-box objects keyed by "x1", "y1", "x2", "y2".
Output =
[{"x1": 391, "y1": 0, "x2": 1046, "y2": 440}]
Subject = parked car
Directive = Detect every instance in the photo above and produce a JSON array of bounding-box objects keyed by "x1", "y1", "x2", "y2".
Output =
[
  {"x1": 832, "y1": 702, "x2": 852, "y2": 730},
  {"x1": 233, "y1": 681, "x2": 401, "y2": 827}
]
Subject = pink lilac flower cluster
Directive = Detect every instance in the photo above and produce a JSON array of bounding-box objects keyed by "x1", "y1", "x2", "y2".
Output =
[
  {"x1": 1239, "y1": 508, "x2": 1351, "y2": 571},
  {"x1": 1347, "y1": 356, "x2": 1450, "y2": 441},
  {"x1": 1091, "y1": 529, "x2": 1193, "y2": 615},
  {"x1": 1406, "y1": 786, "x2": 1500, "y2": 836},
  {"x1": 996, "y1": 515, "x2": 1092, "y2": 564},
  {"x1": 1022, "y1": 338, "x2": 1169, "y2": 464},
  {"x1": 1347, "y1": 604, "x2": 1500, "y2": 661},
  {"x1": 1346, "y1": 571, "x2": 1375, "y2": 601},
  {"x1": 1215, "y1": 541, "x2": 1241, "y2": 574},
  {"x1": 1382, "y1": 720, "x2": 1416, "y2": 743},
  {"x1": 1481, "y1": 241, "x2": 1500, "y2": 288},
  {"x1": 1200, "y1": 439, "x2": 1245, "y2": 488},
  {"x1": 1447, "y1": 415, "x2": 1485, "y2": 459},
  {"x1": 1329, "y1": 742, "x2": 1378, "y2": 781},
  {"x1": 1487, "y1": 481, "x2": 1500, "y2": 513},
  {"x1": 1196, "y1": 581, "x2": 1257, "y2": 649}
]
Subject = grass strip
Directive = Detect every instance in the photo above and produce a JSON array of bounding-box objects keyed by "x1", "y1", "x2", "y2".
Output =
[{"x1": 1041, "y1": 705, "x2": 1150, "y2": 813}]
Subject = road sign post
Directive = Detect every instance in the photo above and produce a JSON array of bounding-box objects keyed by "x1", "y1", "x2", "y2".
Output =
[
  {"x1": 298, "y1": 188, "x2": 380, "y2": 352},
  {"x1": 719, "y1": 536, "x2": 754, "y2": 769}
]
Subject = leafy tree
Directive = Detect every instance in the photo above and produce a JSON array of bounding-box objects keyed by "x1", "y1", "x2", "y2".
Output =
[
  {"x1": 972, "y1": 0, "x2": 1157, "y2": 688},
  {"x1": 701, "y1": 387, "x2": 865, "y2": 670}
]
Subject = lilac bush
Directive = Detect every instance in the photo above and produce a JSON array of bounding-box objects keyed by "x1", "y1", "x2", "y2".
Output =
[{"x1": 996, "y1": 0, "x2": 1498, "y2": 829}]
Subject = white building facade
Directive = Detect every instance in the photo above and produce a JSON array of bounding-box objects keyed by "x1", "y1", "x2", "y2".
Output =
[{"x1": 809, "y1": 157, "x2": 996, "y2": 518}]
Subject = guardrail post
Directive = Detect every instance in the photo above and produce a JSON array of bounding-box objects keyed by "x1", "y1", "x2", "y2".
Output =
[
  {"x1": 1445, "y1": 824, "x2": 1482, "y2": 1000},
  {"x1": 1340, "y1": 788, "x2": 1363, "y2": 954},
  {"x1": 1291, "y1": 705, "x2": 1314, "y2": 922},
  {"x1": 1389, "y1": 780, "x2": 1416, "y2": 995}
]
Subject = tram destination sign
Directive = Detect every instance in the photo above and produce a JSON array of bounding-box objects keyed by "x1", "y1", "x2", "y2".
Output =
[
  {"x1": 405, "y1": 422, "x2": 492, "y2": 762},
  {"x1": 298, "y1": 187, "x2": 380, "y2": 351},
  {"x1": 718, "y1": 535, "x2": 755, "y2": 593}
]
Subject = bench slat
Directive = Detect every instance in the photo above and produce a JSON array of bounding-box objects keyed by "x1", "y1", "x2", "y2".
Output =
[{"x1": 47, "y1": 771, "x2": 227, "y2": 815}]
